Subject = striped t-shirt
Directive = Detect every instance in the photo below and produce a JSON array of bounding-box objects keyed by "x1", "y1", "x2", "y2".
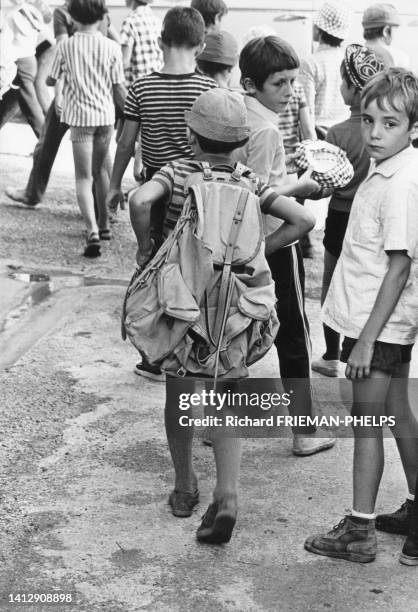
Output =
[
  {"x1": 123, "y1": 72, "x2": 216, "y2": 169},
  {"x1": 152, "y1": 159, "x2": 279, "y2": 238},
  {"x1": 50, "y1": 31, "x2": 124, "y2": 127}
]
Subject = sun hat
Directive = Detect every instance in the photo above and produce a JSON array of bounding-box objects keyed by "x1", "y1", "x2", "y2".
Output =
[
  {"x1": 314, "y1": 1, "x2": 350, "y2": 40},
  {"x1": 184, "y1": 89, "x2": 250, "y2": 142},
  {"x1": 344, "y1": 44, "x2": 385, "y2": 90},
  {"x1": 362, "y1": 3, "x2": 401, "y2": 28},
  {"x1": 197, "y1": 31, "x2": 238, "y2": 67},
  {"x1": 295, "y1": 140, "x2": 354, "y2": 189}
]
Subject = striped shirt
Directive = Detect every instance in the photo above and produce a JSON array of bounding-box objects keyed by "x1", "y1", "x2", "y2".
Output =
[
  {"x1": 124, "y1": 72, "x2": 216, "y2": 169},
  {"x1": 50, "y1": 31, "x2": 124, "y2": 127},
  {"x1": 278, "y1": 81, "x2": 307, "y2": 157},
  {"x1": 120, "y1": 5, "x2": 162, "y2": 86},
  {"x1": 299, "y1": 44, "x2": 349, "y2": 129},
  {"x1": 152, "y1": 159, "x2": 278, "y2": 238}
]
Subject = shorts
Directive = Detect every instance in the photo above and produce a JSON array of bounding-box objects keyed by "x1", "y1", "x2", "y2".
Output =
[
  {"x1": 323, "y1": 208, "x2": 350, "y2": 258},
  {"x1": 340, "y1": 336, "x2": 414, "y2": 374},
  {"x1": 70, "y1": 125, "x2": 113, "y2": 143}
]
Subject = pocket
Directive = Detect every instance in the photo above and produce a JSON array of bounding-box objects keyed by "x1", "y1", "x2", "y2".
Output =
[
  {"x1": 159, "y1": 263, "x2": 200, "y2": 322},
  {"x1": 238, "y1": 283, "x2": 277, "y2": 320}
]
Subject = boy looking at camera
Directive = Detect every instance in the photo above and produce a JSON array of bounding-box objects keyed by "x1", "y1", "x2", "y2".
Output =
[{"x1": 305, "y1": 68, "x2": 418, "y2": 564}]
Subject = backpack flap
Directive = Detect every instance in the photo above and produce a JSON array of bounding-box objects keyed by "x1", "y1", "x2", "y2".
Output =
[{"x1": 158, "y1": 263, "x2": 200, "y2": 322}]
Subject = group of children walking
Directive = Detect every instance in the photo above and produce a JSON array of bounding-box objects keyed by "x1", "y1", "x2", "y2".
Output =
[{"x1": 3, "y1": 0, "x2": 418, "y2": 566}]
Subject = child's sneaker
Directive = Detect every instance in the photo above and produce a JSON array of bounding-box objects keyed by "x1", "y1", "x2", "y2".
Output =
[
  {"x1": 312, "y1": 356, "x2": 340, "y2": 377},
  {"x1": 134, "y1": 361, "x2": 166, "y2": 382},
  {"x1": 399, "y1": 528, "x2": 418, "y2": 566},
  {"x1": 304, "y1": 515, "x2": 377, "y2": 563},
  {"x1": 376, "y1": 499, "x2": 413, "y2": 535}
]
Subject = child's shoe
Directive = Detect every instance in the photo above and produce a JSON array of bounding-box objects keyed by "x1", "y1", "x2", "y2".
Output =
[
  {"x1": 399, "y1": 528, "x2": 418, "y2": 566},
  {"x1": 169, "y1": 489, "x2": 199, "y2": 518},
  {"x1": 196, "y1": 497, "x2": 237, "y2": 544},
  {"x1": 84, "y1": 232, "x2": 100, "y2": 258},
  {"x1": 304, "y1": 515, "x2": 377, "y2": 563},
  {"x1": 292, "y1": 432, "x2": 336, "y2": 456},
  {"x1": 376, "y1": 499, "x2": 413, "y2": 535},
  {"x1": 134, "y1": 361, "x2": 166, "y2": 382},
  {"x1": 312, "y1": 356, "x2": 340, "y2": 377}
]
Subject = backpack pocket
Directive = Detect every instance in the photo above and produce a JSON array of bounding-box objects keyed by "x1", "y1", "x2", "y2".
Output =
[
  {"x1": 237, "y1": 283, "x2": 277, "y2": 320},
  {"x1": 159, "y1": 263, "x2": 200, "y2": 322}
]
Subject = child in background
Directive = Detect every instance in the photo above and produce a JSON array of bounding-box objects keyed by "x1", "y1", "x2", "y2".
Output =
[
  {"x1": 129, "y1": 88, "x2": 315, "y2": 542},
  {"x1": 107, "y1": 6, "x2": 216, "y2": 381},
  {"x1": 48, "y1": 0, "x2": 126, "y2": 257},
  {"x1": 196, "y1": 30, "x2": 238, "y2": 88},
  {"x1": 305, "y1": 68, "x2": 418, "y2": 564},
  {"x1": 191, "y1": 0, "x2": 227, "y2": 34},
  {"x1": 312, "y1": 44, "x2": 384, "y2": 377},
  {"x1": 234, "y1": 35, "x2": 335, "y2": 457}
]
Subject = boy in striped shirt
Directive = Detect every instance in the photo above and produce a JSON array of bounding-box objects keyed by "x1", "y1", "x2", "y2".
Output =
[
  {"x1": 48, "y1": 0, "x2": 126, "y2": 257},
  {"x1": 107, "y1": 6, "x2": 216, "y2": 380}
]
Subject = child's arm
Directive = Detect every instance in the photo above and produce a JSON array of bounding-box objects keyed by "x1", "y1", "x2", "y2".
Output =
[
  {"x1": 299, "y1": 105, "x2": 316, "y2": 140},
  {"x1": 262, "y1": 193, "x2": 315, "y2": 255},
  {"x1": 107, "y1": 119, "x2": 141, "y2": 211},
  {"x1": 346, "y1": 251, "x2": 411, "y2": 379},
  {"x1": 112, "y1": 83, "x2": 127, "y2": 115},
  {"x1": 129, "y1": 180, "x2": 168, "y2": 267}
]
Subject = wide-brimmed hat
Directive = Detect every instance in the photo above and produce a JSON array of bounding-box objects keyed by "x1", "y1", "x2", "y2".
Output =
[
  {"x1": 184, "y1": 89, "x2": 250, "y2": 142},
  {"x1": 295, "y1": 140, "x2": 354, "y2": 189},
  {"x1": 362, "y1": 3, "x2": 401, "y2": 28},
  {"x1": 314, "y1": 1, "x2": 350, "y2": 40},
  {"x1": 344, "y1": 44, "x2": 385, "y2": 90},
  {"x1": 197, "y1": 31, "x2": 238, "y2": 67}
]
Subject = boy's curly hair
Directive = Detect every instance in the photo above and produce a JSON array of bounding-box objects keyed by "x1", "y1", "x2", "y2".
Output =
[{"x1": 361, "y1": 67, "x2": 418, "y2": 128}]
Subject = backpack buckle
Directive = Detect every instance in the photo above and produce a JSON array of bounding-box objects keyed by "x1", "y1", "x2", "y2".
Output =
[
  {"x1": 231, "y1": 162, "x2": 246, "y2": 182},
  {"x1": 201, "y1": 161, "x2": 213, "y2": 181}
]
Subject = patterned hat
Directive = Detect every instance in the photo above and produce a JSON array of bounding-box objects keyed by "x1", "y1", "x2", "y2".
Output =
[
  {"x1": 295, "y1": 140, "x2": 354, "y2": 189},
  {"x1": 314, "y1": 1, "x2": 350, "y2": 40},
  {"x1": 344, "y1": 44, "x2": 385, "y2": 90}
]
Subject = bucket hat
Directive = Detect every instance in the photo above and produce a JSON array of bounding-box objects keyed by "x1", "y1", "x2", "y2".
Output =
[
  {"x1": 185, "y1": 89, "x2": 250, "y2": 142},
  {"x1": 295, "y1": 140, "x2": 354, "y2": 189},
  {"x1": 362, "y1": 4, "x2": 401, "y2": 28},
  {"x1": 314, "y1": 1, "x2": 350, "y2": 40},
  {"x1": 197, "y1": 31, "x2": 238, "y2": 67}
]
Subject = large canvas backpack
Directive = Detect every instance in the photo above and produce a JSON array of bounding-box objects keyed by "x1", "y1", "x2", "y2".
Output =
[{"x1": 122, "y1": 161, "x2": 279, "y2": 380}]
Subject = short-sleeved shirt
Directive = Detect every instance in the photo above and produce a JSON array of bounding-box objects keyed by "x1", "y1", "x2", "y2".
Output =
[
  {"x1": 50, "y1": 31, "x2": 124, "y2": 126},
  {"x1": 325, "y1": 106, "x2": 371, "y2": 212},
  {"x1": 152, "y1": 159, "x2": 279, "y2": 238},
  {"x1": 120, "y1": 5, "x2": 162, "y2": 86},
  {"x1": 124, "y1": 72, "x2": 216, "y2": 169},
  {"x1": 232, "y1": 94, "x2": 287, "y2": 238},
  {"x1": 323, "y1": 146, "x2": 418, "y2": 345},
  {"x1": 299, "y1": 44, "x2": 349, "y2": 129},
  {"x1": 278, "y1": 81, "x2": 307, "y2": 158}
]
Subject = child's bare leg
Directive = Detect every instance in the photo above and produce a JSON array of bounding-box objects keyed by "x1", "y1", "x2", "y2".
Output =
[
  {"x1": 352, "y1": 370, "x2": 391, "y2": 513},
  {"x1": 92, "y1": 128, "x2": 112, "y2": 231},
  {"x1": 72, "y1": 140, "x2": 98, "y2": 235},
  {"x1": 212, "y1": 433, "x2": 241, "y2": 509},
  {"x1": 386, "y1": 363, "x2": 418, "y2": 493}
]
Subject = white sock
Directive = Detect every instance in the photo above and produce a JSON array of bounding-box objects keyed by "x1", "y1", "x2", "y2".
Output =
[
  {"x1": 407, "y1": 493, "x2": 415, "y2": 502},
  {"x1": 351, "y1": 509, "x2": 376, "y2": 520}
]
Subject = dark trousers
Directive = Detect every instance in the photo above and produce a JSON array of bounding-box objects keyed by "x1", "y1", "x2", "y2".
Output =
[
  {"x1": 267, "y1": 243, "x2": 315, "y2": 433},
  {"x1": 0, "y1": 56, "x2": 44, "y2": 138},
  {"x1": 25, "y1": 100, "x2": 69, "y2": 202}
]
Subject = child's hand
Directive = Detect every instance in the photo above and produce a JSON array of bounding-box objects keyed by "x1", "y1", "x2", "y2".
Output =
[
  {"x1": 54, "y1": 96, "x2": 63, "y2": 118},
  {"x1": 345, "y1": 339, "x2": 374, "y2": 379},
  {"x1": 294, "y1": 168, "x2": 321, "y2": 198},
  {"x1": 136, "y1": 241, "x2": 155, "y2": 270},
  {"x1": 107, "y1": 188, "x2": 125, "y2": 214}
]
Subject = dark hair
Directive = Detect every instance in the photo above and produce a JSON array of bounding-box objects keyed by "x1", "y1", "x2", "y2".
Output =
[
  {"x1": 191, "y1": 0, "x2": 228, "y2": 27},
  {"x1": 193, "y1": 130, "x2": 249, "y2": 154},
  {"x1": 68, "y1": 0, "x2": 106, "y2": 24},
  {"x1": 161, "y1": 7, "x2": 205, "y2": 48},
  {"x1": 361, "y1": 67, "x2": 418, "y2": 128},
  {"x1": 318, "y1": 28, "x2": 343, "y2": 47},
  {"x1": 239, "y1": 36, "x2": 299, "y2": 90},
  {"x1": 196, "y1": 59, "x2": 231, "y2": 77},
  {"x1": 363, "y1": 26, "x2": 387, "y2": 41}
]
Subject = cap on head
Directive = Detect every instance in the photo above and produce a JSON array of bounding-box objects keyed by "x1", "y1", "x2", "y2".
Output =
[
  {"x1": 362, "y1": 3, "x2": 401, "y2": 28},
  {"x1": 344, "y1": 44, "x2": 385, "y2": 90},
  {"x1": 197, "y1": 30, "x2": 239, "y2": 67},
  {"x1": 314, "y1": 1, "x2": 350, "y2": 40},
  {"x1": 184, "y1": 89, "x2": 250, "y2": 142}
]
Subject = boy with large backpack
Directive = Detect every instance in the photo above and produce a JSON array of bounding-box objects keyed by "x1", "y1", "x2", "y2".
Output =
[{"x1": 125, "y1": 88, "x2": 315, "y2": 544}]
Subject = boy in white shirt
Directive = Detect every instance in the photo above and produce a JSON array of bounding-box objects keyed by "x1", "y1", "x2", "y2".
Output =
[{"x1": 305, "y1": 67, "x2": 418, "y2": 563}]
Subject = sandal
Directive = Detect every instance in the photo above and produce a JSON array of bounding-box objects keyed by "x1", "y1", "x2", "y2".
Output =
[
  {"x1": 99, "y1": 228, "x2": 112, "y2": 240},
  {"x1": 84, "y1": 232, "x2": 100, "y2": 258}
]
